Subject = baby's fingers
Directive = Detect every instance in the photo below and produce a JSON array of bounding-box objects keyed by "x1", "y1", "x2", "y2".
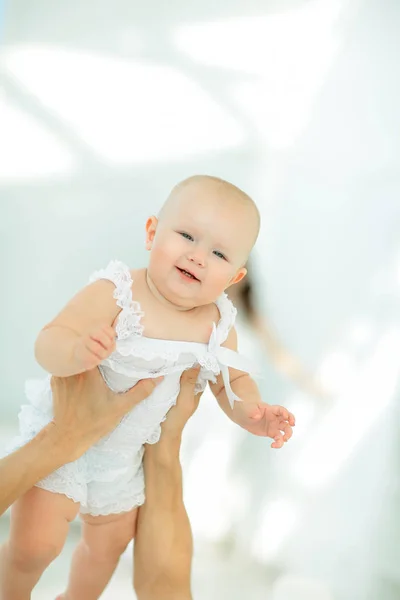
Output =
[
  {"x1": 90, "y1": 328, "x2": 115, "y2": 352},
  {"x1": 271, "y1": 435, "x2": 284, "y2": 449},
  {"x1": 100, "y1": 325, "x2": 116, "y2": 345},
  {"x1": 85, "y1": 338, "x2": 109, "y2": 360},
  {"x1": 279, "y1": 421, "x2": 293, "y2": 442},
  {"x1": 275, "y1": 406, "x2": 296, "y2": 427}
]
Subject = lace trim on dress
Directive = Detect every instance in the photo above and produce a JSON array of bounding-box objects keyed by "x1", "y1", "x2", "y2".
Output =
[
  {"x1": 35, "y1": 480, "x2": 146, "y2": 516},
  {"x1": 215, "y1": 292, "x2": 237, "y2": 345},
  {"x1": 89, "y1": 260, "x2": 144, "y2": 339},
  {"x1": 79, "y1": 491, "x2": 145, "y2": 516},
  {"x1": 192, "y1": 293, "x2": 237, "y2": 396}
]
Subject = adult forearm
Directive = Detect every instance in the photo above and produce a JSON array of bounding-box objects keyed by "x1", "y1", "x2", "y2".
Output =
[
  {"x1": 143, "y1": 437, "x2": 185, "y2": 508},
  {"x1": 134, "y1": 437, "x2": 193, "y2": 600},
  {"x1": 0, "y1": 424, "x2": 73, "y2": 516},
  {"x1": 34, "y1": 326, "x2": 82, "y2": 376}
]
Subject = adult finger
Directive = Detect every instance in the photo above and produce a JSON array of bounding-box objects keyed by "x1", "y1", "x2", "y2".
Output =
[
  {"x1": 116, "y1": 377, "x2": 164, "y2": 412},
  {"x1": 181, "y1": 367, "x2": 203, "y2": 403},
  {"x1": 180, "y1": 366, "x2": 201, "y2": 387},
  {"x1": 176, "y1": 367, "x2": 203, "y2": 416}
]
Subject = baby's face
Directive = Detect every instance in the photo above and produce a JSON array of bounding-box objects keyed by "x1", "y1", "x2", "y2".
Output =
[{"x1": 146, "y1": 187, "x2": 257, "y2": 309}]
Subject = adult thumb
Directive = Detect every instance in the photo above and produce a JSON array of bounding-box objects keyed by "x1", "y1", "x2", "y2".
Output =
[
  {"x1": 117, "y1": 376, "x2": 164, "y2": 410},
  {"x1": 181, "y1": 366, "x2": 201, "y2": 387}
]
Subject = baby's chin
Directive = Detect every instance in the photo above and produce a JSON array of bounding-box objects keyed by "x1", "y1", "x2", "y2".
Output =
[
  {"x1": 161, "y1": 284, "x2": 220, "y2": 311},
  {"x1": 151, "y1": 269, "x2": 227, "y2": 309}
]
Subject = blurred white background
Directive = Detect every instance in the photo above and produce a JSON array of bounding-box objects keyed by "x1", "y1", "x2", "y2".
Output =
[{"x1": 1, "y1": 0, "x2": 400, "y2": 598}]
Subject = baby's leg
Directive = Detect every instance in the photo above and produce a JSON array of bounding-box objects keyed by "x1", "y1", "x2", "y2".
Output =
[
  {"x1": 0, "y1": 487, "x2": 79, "y2": 600},
  {"x1": 59, "y1": 508, "x2": 138, "y2": 600}
]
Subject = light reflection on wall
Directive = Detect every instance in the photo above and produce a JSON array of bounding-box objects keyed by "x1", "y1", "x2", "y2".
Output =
[
  {"x1": 294, "y1": 326, "x2": 400, "y2": 489},
  {"x1": 1, "y1": 45, "x2": 245, "y2": 165},
  {"x1": 0, "y1": 92, "x2": 75, "y2": 182},
  {"x1": 173, "y1": 0, "x2": 351, "y2": 149}
]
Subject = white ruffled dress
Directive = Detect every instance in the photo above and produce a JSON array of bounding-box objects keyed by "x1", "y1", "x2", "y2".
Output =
[{"x1": 8, "y1": 261, "x2": 253, "y2": 516}]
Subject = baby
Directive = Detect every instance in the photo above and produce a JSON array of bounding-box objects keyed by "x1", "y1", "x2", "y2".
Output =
[{"x1": 0, "y1": 175, "x2": 295, "y2": 600}]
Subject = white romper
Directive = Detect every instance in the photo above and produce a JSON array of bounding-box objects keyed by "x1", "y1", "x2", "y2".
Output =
[{"x1": 8, "y1": 261, "x2": 254, "y2": 516}]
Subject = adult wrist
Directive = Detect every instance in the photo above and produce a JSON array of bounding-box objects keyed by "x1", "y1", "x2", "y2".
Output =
[
  {"x1": 145, "y1": 432, "x2": 182, "y2": 467},
  {"x1": 40, "y1": 421, "x2": 89, "y2": 463}
]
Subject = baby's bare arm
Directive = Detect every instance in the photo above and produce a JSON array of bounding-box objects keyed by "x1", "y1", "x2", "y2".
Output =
[
  {"x1": 35, "y1": 279, "x2": 121, "y2": 376},
  {"x1": 210, "y1": 327, "x2": 295, "y2": 443},
  {"x1": 213, "y1": 373, "x2": 261, "y2": 422},
  {"x1": 209, "y1": 326, "x2": 262, "y2": 421}
]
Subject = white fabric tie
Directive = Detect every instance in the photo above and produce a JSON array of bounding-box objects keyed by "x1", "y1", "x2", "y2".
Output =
[{"x1": 207, "y1": 323, "x2": 256, "y2": 410}]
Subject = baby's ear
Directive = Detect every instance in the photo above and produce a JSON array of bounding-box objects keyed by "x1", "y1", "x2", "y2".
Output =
[
  {"x1": 230, "y1": 267, "x2": 247, "y2": 286},
  {"x1": 145, "y1": 216, "x2": 158, "y2": 250}
]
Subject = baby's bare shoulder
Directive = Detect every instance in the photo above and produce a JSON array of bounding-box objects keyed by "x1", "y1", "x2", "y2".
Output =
[
  {"x1": 130, "y1": 267, "x2": 146, "y2": 282},
  {"x1": 129, "y1": 268, "x2": 147, "y2": 294},
  {"x1": 202, "y1": 302, "x2": 221, "y2": 325},
  {"x1": 194, "y1": 302, "x2": 221, "y2": 332}
]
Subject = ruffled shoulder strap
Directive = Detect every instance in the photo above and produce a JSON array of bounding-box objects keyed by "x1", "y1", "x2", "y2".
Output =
[
  {"x1": 214, "y1": 292, "x2": 237, "y2": 345},
  {"x1": 88, "y1": 260, "x2": 144, "y2": 339}
]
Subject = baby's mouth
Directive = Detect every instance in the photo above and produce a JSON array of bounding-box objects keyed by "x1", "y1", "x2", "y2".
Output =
[{"x1": 176, "y1": 267, "x2": 200, "y2": 281}]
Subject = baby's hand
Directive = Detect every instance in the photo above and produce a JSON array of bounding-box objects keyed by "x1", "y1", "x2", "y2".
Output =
[
  {"x1": 74, "y1": 324, "x2": 116, "y2": 371},
  {"x1": 234, "y1": 401, "x2": 295, "y2": 448}
]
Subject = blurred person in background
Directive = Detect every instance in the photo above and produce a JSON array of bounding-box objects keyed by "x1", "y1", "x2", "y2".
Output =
[
  {"x1": 0, "y1": 175, "x2": 295, "y2": 600},
  {"x1": 228, "y1": 258, "x2": 325, "y2": 398}
]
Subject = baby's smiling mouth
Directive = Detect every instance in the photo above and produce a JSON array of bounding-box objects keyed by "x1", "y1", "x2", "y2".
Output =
[{"x1": 176, "y1": 267, "x2": 200, "y2": 282}]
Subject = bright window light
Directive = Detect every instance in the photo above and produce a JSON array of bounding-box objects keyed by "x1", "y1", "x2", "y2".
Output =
[
  {"x1": 251, "y1": 498, "x2": 298, "y2": 561},
  {"x1": 318, "y1": 350, "x2": 357, "y2": 396},
  {"x1": 0, "y1": 91, "x2": 75, "y2": 182},
  {"x1": 271, "y1": 574, "x2": 334, "y2": 600},
  {"x1": 294, "y1": 328, "x2": 400, "y2": 489},
  {"x1": 346, "y1": 320, "x2": 375, "y2": 346},
  {"x1": 174, "y1": 0, "x2": 350, "y2": 149},
  {"x1": 396, "y1": 252, "x2": 400, "y2": 287},
  {"x1": 2, "y1": 45, "x2": 245, "y2": 164},
  {"x1": 183, "y1": 433, "x2": 243, "y2": 541}
]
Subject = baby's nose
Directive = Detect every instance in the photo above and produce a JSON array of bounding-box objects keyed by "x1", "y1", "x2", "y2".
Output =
[{"x1": 188, "y1": 252, "x2": 206, "y2": 267}]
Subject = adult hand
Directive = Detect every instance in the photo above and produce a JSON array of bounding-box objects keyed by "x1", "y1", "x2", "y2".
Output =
[
  {"x1": 158, "y1": 366, "x2": 202, "y2": 439},
  {"x1": 50, "y1": 369, "x2": 163, "y2": 460}
]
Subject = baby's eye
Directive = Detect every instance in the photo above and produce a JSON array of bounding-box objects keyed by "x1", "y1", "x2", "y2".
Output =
[
  {"x1": 179, "y1": 232, "x2": 194, "y2": 241},
  {"x1": 213, "y1": 250, "x2": 227, "y2": 260}
]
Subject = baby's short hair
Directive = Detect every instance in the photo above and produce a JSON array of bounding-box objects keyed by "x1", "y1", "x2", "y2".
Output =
[{"x1": 163, "y1": 174, "x2": 260, "y2": 244}]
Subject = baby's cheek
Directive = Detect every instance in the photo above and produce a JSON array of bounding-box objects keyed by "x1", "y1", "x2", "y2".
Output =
[{"x1": 151, "y1": 245, "x2": 172, "y2": 269}]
